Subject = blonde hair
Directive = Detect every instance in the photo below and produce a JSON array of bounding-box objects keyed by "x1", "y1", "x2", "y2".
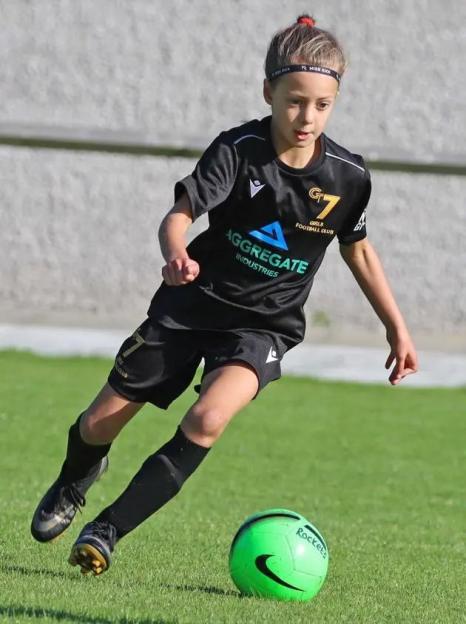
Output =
[{"x1": 265, "y1": 15, "x2": 347, "y2": 81}]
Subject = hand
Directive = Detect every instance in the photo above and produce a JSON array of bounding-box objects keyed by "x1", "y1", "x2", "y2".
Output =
[
  {"x1": 162, "y1": 257, "x2": 200, "y2": 286},
  {"x1": 385, "y1": 329, "x2": 418, "y2": 385}
]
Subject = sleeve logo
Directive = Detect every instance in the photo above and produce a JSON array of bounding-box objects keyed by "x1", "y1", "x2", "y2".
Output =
[{"x1": 353, "y1": 210, "x2": 366, "y2": 232}]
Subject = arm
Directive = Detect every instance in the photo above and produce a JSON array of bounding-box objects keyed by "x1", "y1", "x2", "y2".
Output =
[
  {"x1": 339, "y1": 238, "x2": 418, "y2": 385},
  {"x1": 158, "y1": 193, "x2": 200, "y2": 286}
]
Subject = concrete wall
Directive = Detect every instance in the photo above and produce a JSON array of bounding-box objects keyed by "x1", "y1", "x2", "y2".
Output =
[
  {"x1": 1, "y1": 0, "x2": 465, "y2": 349},
  {"x1": 3, "y1": 146, "x2": 465, "y2": 349},
  {"x1": 1, "y1": 0, "x2": 465, "y2": 155}
]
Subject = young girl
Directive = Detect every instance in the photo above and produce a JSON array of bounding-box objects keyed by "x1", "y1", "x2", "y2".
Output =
[{"x1": 31, "y1": 15, "x2": 418, "y2": 575}]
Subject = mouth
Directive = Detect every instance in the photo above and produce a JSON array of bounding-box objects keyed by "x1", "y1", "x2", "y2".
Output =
[{"x1": 294, "y1": 129, "x2": 312, "y2": 141}]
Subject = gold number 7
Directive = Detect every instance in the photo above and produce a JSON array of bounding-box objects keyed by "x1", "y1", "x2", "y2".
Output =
[
  {"x1": 316, "y1": 194, "x2": 340, "y2": 220},
  {"x1": 122, "y1": 330, "x2": 145, "y2": 358}
]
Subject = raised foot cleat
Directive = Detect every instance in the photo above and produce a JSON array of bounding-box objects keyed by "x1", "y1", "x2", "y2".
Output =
[
  {"x1": 69, "y1": 520, "x2": 117, "y2": 576},
  {"x1": 31, "y1": 456, "x2": 109, "y2": 543}
]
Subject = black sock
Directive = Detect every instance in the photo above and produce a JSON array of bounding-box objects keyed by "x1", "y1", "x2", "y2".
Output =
[
  {"x1": 60, "y1": 413, "x2": 111, "y2": 483},
  {"x1": 95, "y1": 426, "x2": 210, "y2": 539}
]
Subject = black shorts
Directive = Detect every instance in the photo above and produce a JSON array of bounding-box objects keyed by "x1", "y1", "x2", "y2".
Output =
[{"x1": 107, "y1": 318, "x2": 286, "y2": 409}]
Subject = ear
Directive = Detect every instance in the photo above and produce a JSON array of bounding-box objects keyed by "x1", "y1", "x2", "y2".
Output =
[{"x1": 263, "y1": 79, "x2": 273, "y2": 105}]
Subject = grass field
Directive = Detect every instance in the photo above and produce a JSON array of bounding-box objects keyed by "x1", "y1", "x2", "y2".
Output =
[{"x1": 0, "y1": 350, "x2": 464, "y2": 624}]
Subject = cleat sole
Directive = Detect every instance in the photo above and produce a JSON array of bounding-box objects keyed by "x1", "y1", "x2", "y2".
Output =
[{"x1": 69, "y1": 543, "x2": 108, "y2": 576}]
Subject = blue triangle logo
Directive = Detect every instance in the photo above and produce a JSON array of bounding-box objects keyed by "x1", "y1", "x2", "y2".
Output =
[{"x1": 249, "y1": 221, "x2": 288, "y2": 250}]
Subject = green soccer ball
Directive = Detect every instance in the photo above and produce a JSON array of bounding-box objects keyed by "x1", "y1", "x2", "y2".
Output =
[{"x1": 229, "y1": 508, "x2": 329, "y2": 602}]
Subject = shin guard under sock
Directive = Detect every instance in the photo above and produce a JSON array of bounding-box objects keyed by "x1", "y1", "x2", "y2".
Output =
[
  {"x1": 61, "y1": 413, "x2": 111, "y2": 483},
  {"x1": 95, "y1": 426, "x2": 210, "y2": 538}
]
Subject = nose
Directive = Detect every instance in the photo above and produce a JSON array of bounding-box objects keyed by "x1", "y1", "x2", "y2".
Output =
[{"x1": 300, "y1": 103, "x2": 314, "y2": 126}]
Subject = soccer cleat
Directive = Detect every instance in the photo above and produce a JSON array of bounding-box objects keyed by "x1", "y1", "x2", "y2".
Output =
[
  {"x1": 68, "y1": 520, "x2": 117, "y2": 576},
  {"x1": 31, "y1": 456, "x2": 109, "y2": 543}
]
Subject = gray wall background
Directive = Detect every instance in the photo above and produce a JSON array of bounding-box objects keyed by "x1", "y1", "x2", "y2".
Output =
[{"x1": 1, "y1": 0, "x2": 465, "y2": 350}]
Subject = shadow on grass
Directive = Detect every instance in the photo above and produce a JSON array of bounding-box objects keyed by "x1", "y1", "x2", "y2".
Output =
[
  {"x1": 0, "y1": 605, "x2": 176, "y2": 624},
  {"x1": 0, "y1": 563, "x2": 80, "y2": 581},
  {"x1": 2, "y1": 563, "x2": 243, "y2": 599},
  {"x1": 162, "y1": 582, "x2": 241, "y2": 598}
]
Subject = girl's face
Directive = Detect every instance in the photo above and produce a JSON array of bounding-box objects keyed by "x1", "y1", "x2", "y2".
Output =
[{"x1": 264, "y1": 71, "x2": 339, "y2": 165}]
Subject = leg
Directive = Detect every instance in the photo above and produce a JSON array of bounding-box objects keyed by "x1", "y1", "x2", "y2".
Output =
[
  {"x1": 32, "y1": 316, "x2": 200, "y2": 546},
  {"x1": 79, "y1": 382, "x2": 144, "y2": 445},
  {"x1": 181, "y1": 361, "x2": 259, "y2": 446},
  {"x1": 60, "y1": 382, "x2": 144, "y2": 483},
  {"x1": 69, "y1": 363, "x2": 258, "y2": 575},
  {"x1": 31, "y1": 383, "x2": 143, "y2": 543}
]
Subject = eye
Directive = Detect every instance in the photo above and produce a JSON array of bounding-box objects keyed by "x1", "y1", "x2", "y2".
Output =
[{"x1": 317, "y1": 101, "x2": 331, "y2": 111}]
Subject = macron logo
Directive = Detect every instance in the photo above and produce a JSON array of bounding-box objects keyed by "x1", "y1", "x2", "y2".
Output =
[
  {"x1": 266, "y1": 347, "x2": 279, "y2": 363},
  {"x1": 250, "y1": 179, "x2": 266, "y2": 198},
  {"x1": 249, "y1": 221, "x2": 288, "y2": 251}
]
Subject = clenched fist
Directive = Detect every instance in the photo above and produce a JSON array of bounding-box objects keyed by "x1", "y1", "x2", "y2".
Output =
[{"x1": 162, "y1": 257, "x2": 200, "y2": 286}]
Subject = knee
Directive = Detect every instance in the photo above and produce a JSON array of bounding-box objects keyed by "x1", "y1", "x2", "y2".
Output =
[{"x1": 183, "y1": 403, "x2": 229, "y2": 447}]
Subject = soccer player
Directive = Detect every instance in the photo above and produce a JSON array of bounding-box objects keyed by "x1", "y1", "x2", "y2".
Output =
[{"x1": 31, "y1": 15, "x2": 418, "y2": 575}]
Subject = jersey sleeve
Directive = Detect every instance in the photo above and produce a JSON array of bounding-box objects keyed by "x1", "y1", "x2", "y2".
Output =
[
  {"x1": 174, "y1": 132, "x2": 238, "y2": 221},
  {"x1": 337, "y1": 168, "x2": 371, "y2": 245}
]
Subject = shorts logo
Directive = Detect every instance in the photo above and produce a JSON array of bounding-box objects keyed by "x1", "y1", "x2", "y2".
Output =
[
  {"x1": 249, "y1": 221, "x2": 288, "y2": 251},
  {"x1": 114, "y1": 356, "x2": 128, "y2": 378},
  {"x1": 266, "y1": 347, "x2": 279, "y2": 363}
]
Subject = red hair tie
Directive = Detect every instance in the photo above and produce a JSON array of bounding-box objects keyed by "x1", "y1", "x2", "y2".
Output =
[{"x1": 297, "y1": 15, "x2": 316, "y2": 27}]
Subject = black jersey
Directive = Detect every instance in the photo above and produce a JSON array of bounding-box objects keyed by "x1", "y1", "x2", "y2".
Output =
[{"x1": 148, "y1": 116, "x2": 371, "y2": 349}]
